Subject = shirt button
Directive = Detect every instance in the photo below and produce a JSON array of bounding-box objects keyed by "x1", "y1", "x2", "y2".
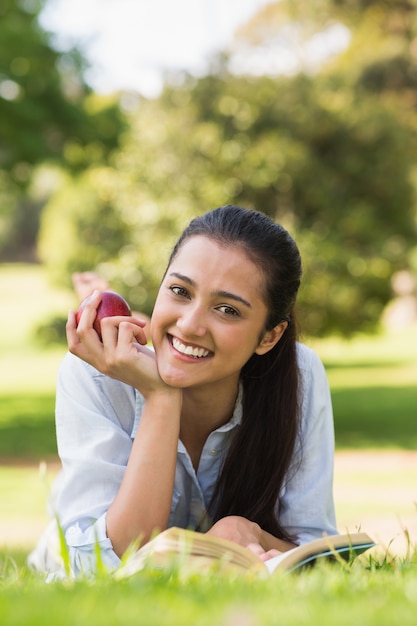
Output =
[
  {"x1": 67, "y1": 526, "x2": 76, "y2": 535},
  {"x1": 209, "y1": 449, "x2": 217, "y2": 456}
]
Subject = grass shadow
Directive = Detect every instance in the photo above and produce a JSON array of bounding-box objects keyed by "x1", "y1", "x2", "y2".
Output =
[
  {"x1": 0, "y1": 393, "x2": 57, "y2": 459},
  {"x1": 324, "y1": 360, "x2": 411, "y2": 370},
  {"x1": 1, "y1": 384, "x2": 417, "y2": 458},
  {"x1": 332, "y1": 385, "x2": 417, "y2": 449}
]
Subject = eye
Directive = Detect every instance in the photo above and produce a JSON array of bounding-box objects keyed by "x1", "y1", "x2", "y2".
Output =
[
  {"x1": 216, "y1": 304, "x2": 240, "y2": 317},
  {"x1": 170, "y1": 285, "x2": 190, "y2": 299}
]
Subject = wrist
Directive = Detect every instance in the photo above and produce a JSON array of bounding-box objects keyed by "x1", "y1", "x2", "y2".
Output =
[
  {"x1": 144, "y1": 388, "x2": 182, "y2": 415},
  {"x1": 261, "y1": 529, "x2": 297, "y2": 553}
]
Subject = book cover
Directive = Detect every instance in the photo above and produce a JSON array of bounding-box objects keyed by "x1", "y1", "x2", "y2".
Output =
[{"x1": 115, "y1": 527, "x2": 376, "y2": 578}]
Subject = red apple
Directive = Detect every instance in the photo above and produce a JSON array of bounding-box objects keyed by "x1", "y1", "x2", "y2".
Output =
[{"x1": 76, "y1": 291, "x2": 132, "y2": 340}]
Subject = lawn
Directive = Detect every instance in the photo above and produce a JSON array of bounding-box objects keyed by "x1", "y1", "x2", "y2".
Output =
[
  {"x1": 1, "y1": 263, "x2": 417, "y2": 625},
  {"x1": 307, "y1": 328, "x2": 417, "y2": 448},
  {"x1": 0, "y1": 264, "x2": 71, "y2": 459},
  {"x1": 1, "y1": 555, "x2": 417, "y2": 626}
]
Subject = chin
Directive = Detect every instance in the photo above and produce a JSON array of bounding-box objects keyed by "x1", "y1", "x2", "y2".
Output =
[{"x1": 159, "y1": 368, "x2": 190, "y2": 389}]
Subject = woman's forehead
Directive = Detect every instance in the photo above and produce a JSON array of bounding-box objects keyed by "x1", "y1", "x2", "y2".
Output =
[
  {"x1": 170, "y1": 236, "x2": 258, "y2": 271},
  {"x1": 167, "y1": 236, "x2": 267, "y2": 299}
]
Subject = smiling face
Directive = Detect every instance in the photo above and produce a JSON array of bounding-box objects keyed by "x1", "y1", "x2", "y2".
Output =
[{"x1": 150, "y1": 236, "x2": 285, "y2": 396}]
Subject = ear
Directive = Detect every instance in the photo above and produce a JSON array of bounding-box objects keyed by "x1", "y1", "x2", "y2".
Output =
[{"x1": 255, "y1": 321, "x2": 288, "y2": 356}]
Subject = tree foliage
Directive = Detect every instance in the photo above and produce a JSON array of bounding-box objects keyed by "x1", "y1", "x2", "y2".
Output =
[
  {"x1": 39, "y1": 68, "x2": 415, "y2": 335},
  {"x1": 15, "y1": 0, "x2": 417, "y2": 336},
  {"x1": 0, "y1": 0, "x2": 126, "y2": 259}
]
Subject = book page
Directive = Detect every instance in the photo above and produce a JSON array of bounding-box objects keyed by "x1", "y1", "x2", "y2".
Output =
[
  {"x1": 264, "y1": 546, "x2": 299, "y2": 573},
  {"x1": 264, "y1": 532, "x2": 376, "y2": 574}
]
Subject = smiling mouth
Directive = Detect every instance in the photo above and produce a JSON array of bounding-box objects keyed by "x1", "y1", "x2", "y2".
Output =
[{"x1": 170, "y1": 336, "x2": 211, "y2": 359}]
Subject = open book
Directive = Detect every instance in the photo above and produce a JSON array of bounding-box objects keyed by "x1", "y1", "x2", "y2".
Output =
[{"x1": 115, "y1": 527, "x2": 376, "y2": 578}]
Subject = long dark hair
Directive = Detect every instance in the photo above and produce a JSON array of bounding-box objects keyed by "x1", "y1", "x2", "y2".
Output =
[{"x1": 168, "y1": 205, "x2": 302, "y2": 540}]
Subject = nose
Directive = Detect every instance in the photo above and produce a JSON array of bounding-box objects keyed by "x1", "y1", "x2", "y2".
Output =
[{"x1": 176, "y1": 303, "x2": 207, "y2": 337}]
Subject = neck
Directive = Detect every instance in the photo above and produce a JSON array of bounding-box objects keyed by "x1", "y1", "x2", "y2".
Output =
[{"x1": 179, "y1": 380, "x2": 240, "y2": 470}]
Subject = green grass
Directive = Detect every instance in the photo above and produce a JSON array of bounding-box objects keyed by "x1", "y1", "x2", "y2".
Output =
[
  {"x1": 0, "y1": 394, "x2": 57, "y2": 458},
  {"x1": 0, "y1": 264, "x2": 71, "y2": 461},
  {"x1": 0, "y1": 552, "x2": 417, "y2": 625},
  {"x1": 307, "y1": 330, "x2": 417, "y2": 449},
  {"x1": 332, "y1": 385, "x2": 417, "y2": 448},
  {"x1": 0, "y1": 263, "x2": 73, "y2": 352},
  {"x1": 0, "y1": 464, "x2": 57, "y2": 552}
]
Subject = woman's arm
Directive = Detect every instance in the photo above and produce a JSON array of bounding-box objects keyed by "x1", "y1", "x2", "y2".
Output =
[
  {"x1": 56, "y1": 292, "x2": 183, "y2": 566},
  {"x1": 51, "y1": 352, "x2": 182, "y2": 575},
  {"x1": 106, "y1": 389, "x2": 182, "y2": 556}
]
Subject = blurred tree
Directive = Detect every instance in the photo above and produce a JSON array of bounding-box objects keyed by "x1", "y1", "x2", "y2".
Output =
[
  {"x1": 39, "y1": 68, "x2": 416, "y2": 335},
  {"x1": 0, "y1": 0, "x2": 126, "y2": 260},
  {"x1": 233, "y1": 0, "x2": 417, "y2": 98},
  {"x1": 228, "y1": 0, "x2": 417, "y2": 332},
  {"x1": 162, "y1": 74, "x2": 415, "y2": 336},
  {"x1": 329, "y1": 0, "x2": 417, "y2": 108},
  {"x1": 38, "y1": 0, "x2": 417, "y2": 336}
]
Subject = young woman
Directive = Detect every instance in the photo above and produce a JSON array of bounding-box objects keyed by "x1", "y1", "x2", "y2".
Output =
[{"x1": 29, "y1": 205, "x2": 337, "y2": 578}]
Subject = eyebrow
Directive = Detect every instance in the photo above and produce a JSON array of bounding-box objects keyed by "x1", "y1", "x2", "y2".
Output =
[{"x1": 169, "y1": 272, "x2": 252, "y2": 308}]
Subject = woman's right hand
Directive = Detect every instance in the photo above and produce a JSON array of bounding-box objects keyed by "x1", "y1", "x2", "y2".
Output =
[{"x1": 66, "y1": 290, "x2": 172, "y2": 399}]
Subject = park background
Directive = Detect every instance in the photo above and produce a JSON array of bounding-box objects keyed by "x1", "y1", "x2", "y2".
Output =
[{"x1": 1, "y1": 0, "x2": 417, "y2": 619}]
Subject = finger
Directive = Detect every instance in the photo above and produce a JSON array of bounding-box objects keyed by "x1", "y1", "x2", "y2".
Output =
[
  {"x1": 132, "y1": 314, "x2": 150, "y2": 332},
  {"x1": 246, "y1": 543, "x2": 265, "y2": 557},
  {"x1": 67, "y1": 309, "x2": 103, "y2": 362},
  {"x1": 259, "y1": 549, "x2": 282, "y2": 562},
  {"x1": 76, "y1": 290, "x2": 102, "y2": 325},
  {"x1": 100, "y1": 317, "x2": 147, "y2": 348},
  {"x1": 66, "y1": 310, "x2": 81, "y2": 349},
  {"x1": 116, "y1": 320, "x2": 148, "y2": 346},
  {"x1": 75, "y1": 290, "x2": 104, "y2": 340},
  {"x1": 69, "y1": 291, "x2": 106, "y2": 356},
  {"x1": 100, "y1": 315, "x2": 147, "y2": 331}
]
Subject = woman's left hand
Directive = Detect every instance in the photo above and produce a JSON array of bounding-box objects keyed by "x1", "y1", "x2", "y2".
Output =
[{"x1": 206, "y1": 515, "x2": 281, "y2": 561}]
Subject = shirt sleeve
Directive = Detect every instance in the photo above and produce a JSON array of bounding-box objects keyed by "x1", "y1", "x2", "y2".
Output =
[
  {"x1": 278, "y1": 344, "x2": 338, "y2": 544},
  {"x1": 50, "y1": 352, "x2": 140, "y2": 577}
]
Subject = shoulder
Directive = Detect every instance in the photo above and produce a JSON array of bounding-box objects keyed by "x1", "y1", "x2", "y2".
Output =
[
  {"x1": 295, "y1": 342, "x2": 326, "y2": 374},
  {"x1": 295, "y1": 342, "x2": 331, "y2": 405}
]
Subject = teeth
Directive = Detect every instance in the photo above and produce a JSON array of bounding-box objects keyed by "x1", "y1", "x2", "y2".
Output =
[{"x1": 172, "y1": 337, "x2": 209, "y2": 358}]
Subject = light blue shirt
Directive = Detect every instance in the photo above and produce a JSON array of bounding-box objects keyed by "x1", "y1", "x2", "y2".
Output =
[{"x1": 29, "y1": 342, "x2": 337, "y2": 578}]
